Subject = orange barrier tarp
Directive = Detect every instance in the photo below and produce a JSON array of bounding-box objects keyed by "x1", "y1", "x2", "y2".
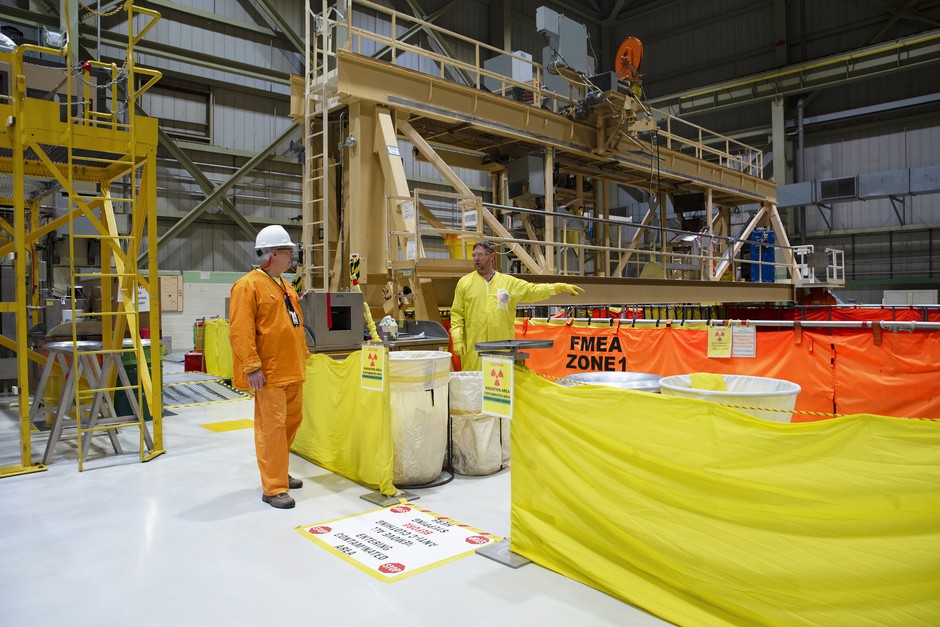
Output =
[
  {"x1": 833, "y1": 330, "x2": 940, "y2": 418},
  {"x1": 516, "y1": 320, "x2": 940, "y2": 420},
  {"x1": 728, "y1": 306, "x2": 929, "y2": 321}
]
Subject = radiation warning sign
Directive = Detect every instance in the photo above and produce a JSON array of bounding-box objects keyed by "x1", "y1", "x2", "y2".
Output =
[
  {"x1": 294, "y1": 503, "x2": 501, "y2": 583},
  {"x1": 360, "y1": 342, "x2": 386, "y2": 391},
  {"x1": 707, "y1": 326, "x2": 732, "y2": 358},
  {"x1": 481, "y1": 354, "x2": 514, "y2": 418}
]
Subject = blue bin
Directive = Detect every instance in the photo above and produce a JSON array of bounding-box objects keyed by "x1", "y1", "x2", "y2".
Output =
[{"x1": 749, "y1": 228, "x2": 775, "y2": 283}]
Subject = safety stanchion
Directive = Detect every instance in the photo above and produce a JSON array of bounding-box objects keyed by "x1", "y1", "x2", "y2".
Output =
[{"x1": 472, "y1": 339, "x2": 554, "y2": 569}]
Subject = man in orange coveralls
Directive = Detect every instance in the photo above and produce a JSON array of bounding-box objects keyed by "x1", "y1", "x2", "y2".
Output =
[{"x1": 230, "y1": 225, "x2": 310, "y2": 509}]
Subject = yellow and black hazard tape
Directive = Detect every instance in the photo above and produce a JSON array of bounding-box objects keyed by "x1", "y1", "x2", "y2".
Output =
[
  {"x1": 535, "y1": 371, "x2": 938, "y2": 421},
  {"x1": 719, "y1": 403, "x2": 839, "y2": 418}
]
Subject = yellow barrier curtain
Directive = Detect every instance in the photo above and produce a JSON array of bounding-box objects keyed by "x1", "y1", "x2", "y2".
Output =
[
  {"x1": 511, "y1": 367, "x2": 940, "y2": 626},
  {"x1": 292, "y1": 353, "x2": 396, "y2": 496},
  {"x1": 204, "y1": 318, "x2": 233, "y2": 378}
]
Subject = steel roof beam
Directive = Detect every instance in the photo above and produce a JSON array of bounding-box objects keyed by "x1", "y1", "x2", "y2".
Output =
[
  {"x1": 131, "y1": 0, "x2": 283, "y2": 39},
  {"x1": 400, "y1": 0, "x2": 474, "y2": 86},
  {"x1": 141, "y1": 123, "x2": 298, "y2": 262},
  {"x1": 372, "y1": 0, "x2": 459, "y2": 61},
  {"x1": 1, "y1": 5, "x2": 290, "y2": 86},
  {"x1": 252, "y1": 0, "x2": 305, "y2": 54},
  {"x1": 549, "y1": 0, "x2": 603, "y2": 25},
  {"x1": 648, "y1": 28, "x2": 940, "y2": 116}
]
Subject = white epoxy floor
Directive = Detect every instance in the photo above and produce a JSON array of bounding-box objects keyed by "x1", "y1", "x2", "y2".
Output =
[{"x1": 0, "y1": 361, "x2": 669, "y2": 627}]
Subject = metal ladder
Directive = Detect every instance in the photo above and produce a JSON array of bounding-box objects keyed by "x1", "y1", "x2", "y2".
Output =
[
  {"x1": 303, "y1": 0, "x2": 337, "y2": 293},
  {"x1": 51, "y1": 5, "x2": 159, "y2": 470}
]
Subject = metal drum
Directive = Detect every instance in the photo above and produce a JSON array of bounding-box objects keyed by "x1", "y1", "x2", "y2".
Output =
[{"x1": 559, "y1": 372, "x2": 662, "y2": 393}]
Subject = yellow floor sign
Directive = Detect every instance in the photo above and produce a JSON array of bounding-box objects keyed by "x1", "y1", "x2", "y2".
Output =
[
  {"x1": 295, "y1": 503, "x2": 501, "y2": 582},
  {"x1": 199, "y1": 419, "x2": 254, "y2": 432}
]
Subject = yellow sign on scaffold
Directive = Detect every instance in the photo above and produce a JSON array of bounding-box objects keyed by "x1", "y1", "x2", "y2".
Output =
[
  {"x1": 481, "y1": 354, "x2": 514, "y2": 418},
  {"x1": 361, "y1": 342, "x2": 386, "y2": 391}
]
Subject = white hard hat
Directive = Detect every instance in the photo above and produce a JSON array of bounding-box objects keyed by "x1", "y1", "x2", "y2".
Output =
[{"x1": 255, "y1": 225, "x2": 295, "y2": 251}]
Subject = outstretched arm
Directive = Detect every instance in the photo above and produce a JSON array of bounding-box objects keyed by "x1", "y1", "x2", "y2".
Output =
[{"x1": 553, "y1": 283, "x2": 585, "y2": 296}]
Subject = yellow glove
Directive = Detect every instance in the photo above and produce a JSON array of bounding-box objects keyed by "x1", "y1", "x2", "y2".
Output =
[
  {"x1": 452, "y1": 338, "x2": 465, "y2": 357},
  {"x1": 554, "y1": 283, "x2": 584, "y2": 296}
]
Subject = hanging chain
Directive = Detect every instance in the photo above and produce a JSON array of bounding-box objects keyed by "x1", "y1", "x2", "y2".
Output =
[
  {"x1": 21, "y1": 58, "x2": 131, "y2": 115},
  {"x1": 78, "y1": 0, "x2": 128, "y2": 17}
]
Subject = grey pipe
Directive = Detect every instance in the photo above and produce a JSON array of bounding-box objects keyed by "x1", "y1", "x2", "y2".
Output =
[{"x1": 796, "y1": 96, "x2": 806, "y2": 244}]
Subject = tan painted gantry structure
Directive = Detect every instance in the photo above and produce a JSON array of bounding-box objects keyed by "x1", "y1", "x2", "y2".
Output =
[
  {"x1": 300, "y1": 0, "x2": 800, "y2": 320},
  {"x1": 0, "y1": 3, "x2": 165, "y2": 476}
]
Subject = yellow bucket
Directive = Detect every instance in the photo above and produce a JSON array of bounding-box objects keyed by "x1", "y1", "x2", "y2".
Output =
[{"x1": 444, "y1": 234, "x2": 473, "y2": 260}]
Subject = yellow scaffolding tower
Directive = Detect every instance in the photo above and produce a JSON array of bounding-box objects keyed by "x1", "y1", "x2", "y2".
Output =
[{"x1": 0, "y1": 1, "x2": 164, "y2": 475}]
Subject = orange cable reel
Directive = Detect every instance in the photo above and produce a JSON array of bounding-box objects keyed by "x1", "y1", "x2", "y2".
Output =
[{"x1": 615, "y1": 36, "x2": 644, "y2": 97}]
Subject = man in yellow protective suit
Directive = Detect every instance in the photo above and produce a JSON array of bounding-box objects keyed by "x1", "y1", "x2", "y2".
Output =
[
  {"x1": 450, "y1": 240, "x2": 584, "y2": 371},
  {"x1": 230, "y1": 225, "x2": 310, "y2": 509}
]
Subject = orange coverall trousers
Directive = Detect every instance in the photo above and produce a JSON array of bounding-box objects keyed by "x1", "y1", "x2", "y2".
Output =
[{"x1": 253, "y1": 381, "x2": 303, "y2": 496}]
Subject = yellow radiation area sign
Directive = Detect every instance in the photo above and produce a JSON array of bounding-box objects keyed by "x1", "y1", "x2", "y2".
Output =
[
  {"x1": 361, "y1": 342, "x2": 386, "y2": 391},
  {"x1": 481, "y1": 355, "x2": 514, "y2": 418},
  {"x1": 707, "y1": 326, "x2": 732, "y2": 358}
]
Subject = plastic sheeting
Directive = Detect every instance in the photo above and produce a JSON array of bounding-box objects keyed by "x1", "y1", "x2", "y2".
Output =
[
  {"x1": 449, "y1": 372, "x2": 503, "y2": 476},
  {"x1": 389, "y1": 351, "x2": 451, "y2": 485},
  {"x1": 510, "y1": 366, "x2": 940, "y2": 626},
  {"x1": 204, "y1": 318, "x2": 233, "y2": 378},
  {"x1": 292, "y1": 353, "x2": 396, "y2": 496}
]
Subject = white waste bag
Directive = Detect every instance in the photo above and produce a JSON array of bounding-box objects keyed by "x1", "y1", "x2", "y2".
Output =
[
  {"x1": 389, "y1": 351, "x2": 452, "y2": 484},
  {"x1": 449, "y1": 372, "x2": 505, "y2": 476},
  {"x1": 659, "y1": 374, "x2": 801, "y2": 422}
]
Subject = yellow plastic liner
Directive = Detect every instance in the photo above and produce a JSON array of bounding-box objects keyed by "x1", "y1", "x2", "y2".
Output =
[
  {"x1": 292, "y1": 353, "x2": 396, "y2": 496},
  {"x1": 204, "y1": 318, "x2": 233, "y2": 378},
  {"x1": 690, "y1": 371, "x2": 727, "y2": 391},
  {"x1": 511, "y1": 366, "x2": 940, "y2": 626}
]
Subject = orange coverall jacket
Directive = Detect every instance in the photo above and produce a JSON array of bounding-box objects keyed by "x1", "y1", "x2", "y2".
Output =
[{"x1": 229, "y1": 269, "x2": 309, "y2": 390}]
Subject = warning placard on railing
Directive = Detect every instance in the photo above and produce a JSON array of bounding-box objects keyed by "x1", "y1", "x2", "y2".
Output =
[
  {"x1": 707, "y1": 326, "x2": 732, "y2": 358},
  {"x1": 295, "y1": 503, "x2": 501, "y2": 583},
  {"x1": 482, "y1": 355, "x2": 514, "y2": 418},
  {"x1": 731, "y1": 325, "x2": 757, "y2": 358},
  {"x1": 360, "y1": 343, "x2": 386, "y2": 391}
]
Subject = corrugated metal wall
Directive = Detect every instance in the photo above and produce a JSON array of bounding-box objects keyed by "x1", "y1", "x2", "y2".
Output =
[{"x1": 120, "y1": 0, "x2": 303, "y2": 273}]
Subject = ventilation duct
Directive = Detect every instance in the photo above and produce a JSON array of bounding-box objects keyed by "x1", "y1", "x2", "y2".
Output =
[
  {"x1": 819, "y1": 177, "x2": 858, "y2": 202},
  {"x1": 777, "y1": 166, "x2": 940, "y2": 208}
]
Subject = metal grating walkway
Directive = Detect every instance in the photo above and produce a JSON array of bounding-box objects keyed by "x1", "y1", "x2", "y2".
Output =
[{"x1": 162, "y1": 379, "x2": 250, "y2": 408}]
